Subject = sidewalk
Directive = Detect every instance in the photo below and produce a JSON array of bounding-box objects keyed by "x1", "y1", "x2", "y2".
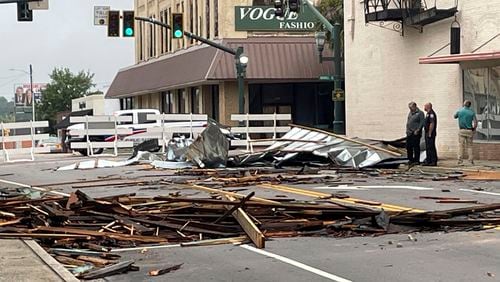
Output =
[{"x1": 0, "y1": 239, "x2": 77, "y2": 282}]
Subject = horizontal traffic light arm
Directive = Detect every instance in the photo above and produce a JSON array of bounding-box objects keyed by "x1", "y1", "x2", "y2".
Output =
[{"x1": 135, "y1": 16, "x2": 236, "y2": 55}]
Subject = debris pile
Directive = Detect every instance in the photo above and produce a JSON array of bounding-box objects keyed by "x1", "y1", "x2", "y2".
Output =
[{"x1": 1, "y1": 186, "x2": 499, "y2": 279}]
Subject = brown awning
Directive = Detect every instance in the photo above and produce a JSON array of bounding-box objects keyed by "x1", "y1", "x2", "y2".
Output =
[
  {"x1": 106, "y1": 45, "x2": 218, "y2": 99},
  {"x1": 207, "y1": 37, "x2": 334, "y2": 80},
  {"x1": 419, "y1": 51, "x2": 500, "y2": 68},
  {"x1": 106, "y1": 37, "x2": 334, "y2": 99}
]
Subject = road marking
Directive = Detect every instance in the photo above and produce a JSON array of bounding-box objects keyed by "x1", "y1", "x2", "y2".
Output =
[
  {"x1": 240, "y1": 244, "x2": 352, "y2": 282},
  {"x1": 315, "y1": 185, "x2": 434, "y2": 191},
  {"x1": 459, "y1": 189, "x2": 500, "y2": 197},
  {"x1": 259, "y1": 184, "x2": 425, "y2": 213}
]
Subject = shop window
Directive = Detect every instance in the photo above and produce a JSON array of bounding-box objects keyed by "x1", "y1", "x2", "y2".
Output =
[
  {"x1": 162, "y1": 91, "x2": 173, "y2": 113},
  {"x1": 190, "y1": 87, "x2": 201, "y2": 113},
  {"x1": 120, "y1": 98, "x2": 134, "y2": 110},
  {"x1": 463, "y1": 66, "x2": 500, "y2": 141},
  {"x1": 178, "y1": 89, "x2": 187, "y2": 113}
]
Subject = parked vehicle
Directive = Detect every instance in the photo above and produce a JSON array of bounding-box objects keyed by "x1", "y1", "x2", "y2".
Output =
[
  {"x1": 67, "y1": 109, "x2": 161, "y2": 156},
  {"x1": 36, "y1": 135, "x2": 62, "y2": 153}
]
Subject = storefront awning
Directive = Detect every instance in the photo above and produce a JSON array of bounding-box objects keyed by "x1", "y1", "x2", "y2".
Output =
[
  {"x1": 106, "y1": 37, "x2": 334, "y2": 99},
  {"x1": 419, "y1": 51, "x2": 500, "y2": 68}
]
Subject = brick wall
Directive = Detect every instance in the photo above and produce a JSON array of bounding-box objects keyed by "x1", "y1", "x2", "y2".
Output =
[{"x1": 474, "y1": 142, "x2": 500, "y2": 161}]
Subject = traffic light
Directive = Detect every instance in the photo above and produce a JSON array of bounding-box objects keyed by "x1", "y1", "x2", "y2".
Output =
[
  {"x1": 274, "y1": 0, "x2": 285, "y2": 17},
  {"x1": 17, "y1": 2, "x2": 33, "y2": 22},
  {"x1": 108, "y1": 10, "x2": 120, "y2": 37},
  {"x1": 122, "y1": 11, "x2": 135, "y2": 37},
  {"x1": 171, "y1": 13, "x2": 184, "y2": 39},
  {"x1": 289, "y1": 0, "x2": 301, "y2": 13}
]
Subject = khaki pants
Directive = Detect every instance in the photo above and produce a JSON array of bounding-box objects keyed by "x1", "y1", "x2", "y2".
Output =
[{"x1": 458, "y1": 129, "x2": 474, "y2": 162}]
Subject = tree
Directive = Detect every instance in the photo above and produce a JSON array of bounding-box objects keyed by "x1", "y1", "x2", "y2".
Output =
[
  {"x1": 319, "y1": 0, "x2": 343, "y2": 26},
  {"x1": 0, "y1": 97, "x2": 15, "y2": 123},
  {"x1": 37, "y1": 68, "x2": 95, "y2": 127}
]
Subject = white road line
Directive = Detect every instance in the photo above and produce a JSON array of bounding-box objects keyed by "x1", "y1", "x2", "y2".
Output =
[
  {"x1": 459, "y1": 189, "x2": 500, "y2": 197},
  {"x1": 315, "y1": 185, "x2": 434, "y2": 191},
  {"x1": 240, "y1": 244, "x2": 352, "y2": 282}
]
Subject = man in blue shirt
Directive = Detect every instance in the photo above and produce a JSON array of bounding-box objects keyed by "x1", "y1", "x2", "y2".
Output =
[{"x1": 454, "y1": 100, "x2": 477, "y2": 165}]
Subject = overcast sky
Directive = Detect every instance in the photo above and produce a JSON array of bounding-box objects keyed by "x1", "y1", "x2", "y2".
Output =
[{"x1": 0, "y1": 0, "x2": 134, "y2": 100}]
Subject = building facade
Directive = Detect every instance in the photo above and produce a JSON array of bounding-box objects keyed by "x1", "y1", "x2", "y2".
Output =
[
  {"x1": 107, "y1": 0, "x2": 337, "y2": 129},
  {"x1": 345, "y1": 0, "x2": 500, "y2": 159}
]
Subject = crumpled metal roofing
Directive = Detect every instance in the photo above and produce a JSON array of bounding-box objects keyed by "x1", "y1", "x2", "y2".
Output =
[{"x1": 264, "y1": 127, "x2": 402, "y2": 169}]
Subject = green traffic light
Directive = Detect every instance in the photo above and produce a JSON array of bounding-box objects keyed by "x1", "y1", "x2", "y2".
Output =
[
  {"x1": 174, "y1": 30, "x2": 183, "y2": 38},
  {"x1": 125, "y1": 27, "x2": 134, "y2": 36}
]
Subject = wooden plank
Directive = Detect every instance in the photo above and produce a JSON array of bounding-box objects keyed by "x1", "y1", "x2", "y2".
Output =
[
  {"x1": 231, "y1": 126, "x2": 291, "y2": 134},
  {"x1": 0, "y1": 134, "x2": 49, "y2": 142},
  {"x1": 69, "y1": 128, "x2": 132, "y2": 136},
  {"x1": 147, "y1": 114, "x2": 208, "y2": 121},
  {"x1": 70, "y1": 141, "x2": 133, "y2": 149},
  {"x1": 214, "y1": 192, "x2": 255, "y2": 224},
  {"x1": 188, "y1": 184, "x2": 281, "y2": 205},
  {"x1": 70, "y1": 115, "x2": 132, "y2": 123},
  {"x1": 231, "y1": 114, "x2": 291, "y2": 121},
  {"x1": 1, "y1": 121, "x2": 48, "y2": 130},
  {"x1": 35, "y1": 226, "x2": 168, "y2": 243},
  {"x1": 436, "y1": 200, "x2": 479, "y2": 204},
  {"x1": 224, "y1": 195, "x2": 265, "y2": 249}
]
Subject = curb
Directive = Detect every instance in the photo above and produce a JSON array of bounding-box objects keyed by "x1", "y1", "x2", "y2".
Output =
[{"x1": 22, "y1": 239, "x2": 79, "y2": 282}]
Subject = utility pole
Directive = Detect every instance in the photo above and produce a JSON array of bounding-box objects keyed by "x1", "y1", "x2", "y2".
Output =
[
  {"x1": 29, "y1": 64, "x2": 34, "y2": 121},
  {"x1": 135, "y1": 16, "x2": 249, "y2": 114}
]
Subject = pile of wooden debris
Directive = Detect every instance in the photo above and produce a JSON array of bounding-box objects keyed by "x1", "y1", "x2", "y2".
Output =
[{"x1": 0, "y1": 187, "x2": 498, "y2": 279}]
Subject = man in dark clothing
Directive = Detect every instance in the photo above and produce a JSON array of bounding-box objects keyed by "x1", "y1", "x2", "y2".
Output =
[
  {"x1": 406, "y1": 102, "x2": 425, "y2": 166},
  {"x1": 423, "y1": 102, "x2": 438, "y2": 166}
]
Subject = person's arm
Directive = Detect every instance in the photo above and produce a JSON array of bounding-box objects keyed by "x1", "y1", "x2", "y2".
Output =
[
  {"x1": 416, "y1": 112, "x2": 425, "y2": 135},
  {"x1": 472, "y1": 114, "x2": 478, "y2": 131},
  {"x1": 453, "y1": 111, "x2": 458, "y2": 119}
]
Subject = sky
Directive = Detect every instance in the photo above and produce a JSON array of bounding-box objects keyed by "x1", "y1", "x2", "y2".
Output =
[{"x1": 0, "y1": 0, "x2": 134, "y2": 100}]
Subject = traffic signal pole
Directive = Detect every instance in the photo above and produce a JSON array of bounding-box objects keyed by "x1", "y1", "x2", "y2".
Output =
[
  {"x1": 135, "y1": 16, "x2": 248, "y2": 114},
  {"x1": 303, "y1": 1, "x2": 345, "y2": 134}
]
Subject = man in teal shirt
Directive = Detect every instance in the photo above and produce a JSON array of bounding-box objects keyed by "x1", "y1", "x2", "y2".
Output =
[{"x1": 454, "y1": 100, "x2": 477, "y2": 165}]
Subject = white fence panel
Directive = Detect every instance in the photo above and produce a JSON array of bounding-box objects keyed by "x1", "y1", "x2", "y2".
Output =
[
  {"x1": 0, "y1": 120, "x2": 50, "y2": 162},
  {"x1": 230, "y1": 113, "x2": 292, "y2": 152}
]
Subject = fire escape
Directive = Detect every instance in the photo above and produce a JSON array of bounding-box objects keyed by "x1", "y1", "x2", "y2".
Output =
[{"x1": 364, "y1": 0, "x2": 458, "y2": 34}]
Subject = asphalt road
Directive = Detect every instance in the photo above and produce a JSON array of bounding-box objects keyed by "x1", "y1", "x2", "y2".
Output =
[{"x1": 0, "y1": 153, "x2": 499, "y2": 282}]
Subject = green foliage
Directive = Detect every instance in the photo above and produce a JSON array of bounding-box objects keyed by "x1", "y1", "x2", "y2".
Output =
[
  {"x1": 319, "y1": 0, "x2": 343, "y2": 25},
  {"x1": 0, "y1": 96, "x2": 15, "y2": 123},
  {"x1": 37, "y1": 68, "x2": 95, "y2": 126}
]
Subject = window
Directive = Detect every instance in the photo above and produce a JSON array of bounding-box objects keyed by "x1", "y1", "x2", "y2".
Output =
[
  {"x1": 168, "y1": 8, "x2": 172, "y2": 52},
  {"x1": 120, "y1": 97, "x2": 134, "y2": 110},
  {"x1": 464, "y1": 66, "x2": 500, "y2": 141},
  {"x1": 160, "y1": 10, "x2": 165, "y2": 54},
  {"x1": 138, "y1": 22, "x2": 143, "y2": 61},
  {"x1": 253, "y1": 0, "x2": 272, "y2": 4},
  {"x1": 161, "y1": 91, "x2": 173, "y2": 113},
  {"x1": 205, "y1": 0, "x2": 210, "y2": 38},
  {"x1": 189, "y1": 0, "x2": 194, "y2": 44},
  {"x1": 117, "y1": 113, "x2": 133, "y2": 125},
  {"x1": 178, "y1": 89, "x2": 187, "y2": 113},
  {"x1": 214, "y1": 0, "x2": 219, "y2": 38},
  {"x1": 148, "y1": 19, "x2": 154, "y2": 58},
  {"x1": 190, "y1": 87, "x2": 200, "y2": 113},
  {"x1": 138, "y1": 112, "x2": 157, "y2": 124}
]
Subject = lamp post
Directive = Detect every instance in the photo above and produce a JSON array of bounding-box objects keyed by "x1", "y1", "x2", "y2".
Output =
[
  {"x1": 9, "y1": 64, "x2": 35, "y2": 121},
  {"x1": 235, "y1": 47, "x2": 249, "y2": 114}
]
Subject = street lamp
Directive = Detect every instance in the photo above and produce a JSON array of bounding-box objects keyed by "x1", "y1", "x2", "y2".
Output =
[
  {"x1": 235, "y1": 47, "x2": 249, "y2": 114},
  {"x1": 9, "y1": 64, "x2": 34, "y2": 121}
]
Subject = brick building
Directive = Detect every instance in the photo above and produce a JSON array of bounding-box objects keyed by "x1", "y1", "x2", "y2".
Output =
[
  {"x1": 107, "y1": 0, "x2": 337, "y2": 129},
  {"x1": 345, "y1": 0, "x2": 500, "y2": 160}
]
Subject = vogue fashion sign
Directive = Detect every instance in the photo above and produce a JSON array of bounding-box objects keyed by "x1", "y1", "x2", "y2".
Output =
[{"x1": 235, "y1": 6, "x2": 318, "y2": 31}]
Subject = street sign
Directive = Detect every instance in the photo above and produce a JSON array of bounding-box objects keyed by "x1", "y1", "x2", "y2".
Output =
[
  {"x1": 29, "y1": 0, "x2": 48, "y2": 10},
  {"x1": 319, "y1": 75, "x2": 334, "y2": 81},
  {"x1": 332, "y1": 89, "x2": 345, "y2": 102},
  {"x1": 235, "y1": 5, "x2": 318, "y2": 31},
  {"x1": 94, "y1": 6, "x2": 110, "y2": 26}
]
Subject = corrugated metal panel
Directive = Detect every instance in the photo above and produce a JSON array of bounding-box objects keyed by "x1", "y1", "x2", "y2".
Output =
[
  {"x1": 107, "y1": 45, "x2": 217, "y2": 98},
  {"x1": 208, "y1": 37, "x2": 334, "y2": 80}
]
